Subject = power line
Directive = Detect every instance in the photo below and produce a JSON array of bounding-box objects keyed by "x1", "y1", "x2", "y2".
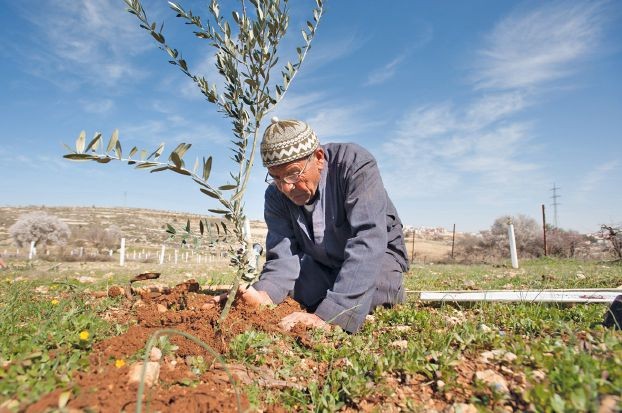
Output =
[{"x1": 550, "y1": 184, "x2": 561, "y2": 227}]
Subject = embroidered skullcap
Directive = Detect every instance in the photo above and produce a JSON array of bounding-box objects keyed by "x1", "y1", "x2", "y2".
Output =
[{"x1": 261, "y1": 117, "x2": 319, "y2": 167}]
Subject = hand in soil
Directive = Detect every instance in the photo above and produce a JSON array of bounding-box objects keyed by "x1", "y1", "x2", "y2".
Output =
[
  {"x1": 278, "y1": 311, "x2": 330, "y2": 332},
  {"x1": 202, "y1": 285, "x2": 273, "y2": 309}
]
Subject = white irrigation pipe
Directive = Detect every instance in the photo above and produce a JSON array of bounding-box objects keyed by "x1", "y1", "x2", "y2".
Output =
[{"x1": 414, "y1": 288, "x2": 621, "y2": 303}]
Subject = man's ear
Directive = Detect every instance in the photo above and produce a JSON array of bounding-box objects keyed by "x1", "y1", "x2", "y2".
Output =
[{"x1": 315, "y1": 148, "x2": 325, "y2": 170}]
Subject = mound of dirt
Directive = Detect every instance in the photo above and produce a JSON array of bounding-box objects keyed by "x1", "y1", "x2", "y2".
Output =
[{"x1": 26, "y1": 281, "x2": 305, "y2": 413}]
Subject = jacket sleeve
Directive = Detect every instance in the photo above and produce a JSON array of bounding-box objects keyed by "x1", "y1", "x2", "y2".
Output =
[
  {"x1": 313, "y1": 155, "x2": 388, "y2": 332},
  {"x1": 252, "y1": 186, "x2": 302, "y2": 304}
]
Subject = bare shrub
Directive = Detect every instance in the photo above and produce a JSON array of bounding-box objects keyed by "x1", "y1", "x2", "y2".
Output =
[
  {"x1": 601, "y1": 225, "x2": 622, "y2": 260},
  {"x1": 454, "y1": 215, "x2": 543, "y2": 262},
  {"x1": 9, "y1": 212, "x2": 71, "y2": 248},
  {"x1": 85, "y1": 225, "x2": 123, "y2": 251},
  {"x1": 546, "y1": 226, "x2": 587, "y2": 258}
]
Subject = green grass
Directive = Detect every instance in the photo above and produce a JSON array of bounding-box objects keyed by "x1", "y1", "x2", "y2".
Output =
[
  {"x1": 0, "y1": 278, "x2": 121, "y2": 408},
  {"x1": 1, "y1": 258, "x2": 621, "y2": 412},
  {"x1": 407, "y1": 257, "x2": 622, "y2": 290}
]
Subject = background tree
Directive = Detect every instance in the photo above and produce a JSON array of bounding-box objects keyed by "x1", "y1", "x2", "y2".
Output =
[
  {"x1": 601, "y1": 225, "x2": 622, "y2": 260},
  {"x1": 63, "y1": 0, "x2": 324, "y2": 321},
  {"x1": 9, "y1": 212, "x2": 71, "y2": 249},
  {"x1": 84, "y1": 224, "x2": 123, "y2": 252},
  {"x1": 546, "y1": 226, "x2": 586, "y2": 258},
  {"x1": 483, "y1": 214, "x2": 541, "y2": 257}
]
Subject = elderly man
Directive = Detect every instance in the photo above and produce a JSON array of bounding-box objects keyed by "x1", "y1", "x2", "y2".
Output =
[{"x1": 236, "y1": 118, "x2": 409, "y2": 333}]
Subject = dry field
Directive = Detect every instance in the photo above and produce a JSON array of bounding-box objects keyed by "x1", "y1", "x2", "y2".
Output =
[{"x1": 0, "y1": 206, "x2": 450, "y2": 263}]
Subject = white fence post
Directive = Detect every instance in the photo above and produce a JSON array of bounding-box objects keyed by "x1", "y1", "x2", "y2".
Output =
[
  {"x1": 28, "y1": 241, "x2": 35, "y2": 260},
  {"x1": 507, "y1": 220, "x2": 519, "y2": 269},
  {"x1": 159, "y1": 245, "x2": 165, "y2": 265},
  {"x1": 120, "y1": 238, "x2": 126, "y2": 266}
]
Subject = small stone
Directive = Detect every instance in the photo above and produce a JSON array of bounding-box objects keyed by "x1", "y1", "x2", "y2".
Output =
[
  {"x1": 107, "y1": 285, "x2": 125, "y2": 298},
  {"x1": 156, "y1": 304, "x2": 167, "y2": 313},
  {"x1": 576, "y1": 272, "x2": 586, "y2": 280},
  {"x1": 451, "y1": 403, "x2": 477, "y2": 413},
  {"x1": 365, "y1": 315, "x2": 376, "y2": 322},
  {"x1": 480, "y1": 349, "x2": 505, "y2": 363},
  {"x1": 131, "y1": 299, "x2": 146, "y2": 309},
  {"x1": 444, "y1": 316, "x2": 463, "y2": 326},
  {"x1": 503, "y1": 352, "x2": 517, "y2": 363},
  {"x1": 475, "y1": 369, "x2": 509, "y2": 394},
  {"x1": 598, "y1": 395, "x2": 620, "y2": 413},
  {"x1": 149, "y1": 347, "x2": 162, "y2": 362},
  {"x1": 128, "y1": 362, "x2": 160, "y2": 387},
  {"x1": 436, "y1": 380, "x2": 445, "y2": 390},
  {"x1": 479, "y1": 324, "x2": 492, "y2": 333},
  {"x1": 393, "y1": 325, "x2": 410, "y2": 332},
  {"x1": 463, "y1": 280, "x2": 478, "y2": 290},
  {"x1": 390, "y1": 340, "x2": 408, "y2": 350}
]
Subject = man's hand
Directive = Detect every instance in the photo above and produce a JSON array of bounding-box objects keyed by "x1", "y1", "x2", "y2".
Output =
[
  {"x1": 202, "y1": 285, "x2": 273, "y2": 310},
  {"x1": 279, "y1": 312, "x2": 330, "y2": 332}
]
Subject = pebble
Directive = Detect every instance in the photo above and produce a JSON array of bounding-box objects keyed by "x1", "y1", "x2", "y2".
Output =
[
  {"x1": 598, "y1": 395, "x2": 620, "y2": 413},
  {"x1": 149, "y1": 347, "x2": 162, "y2": 362},
  {"x1": 390, "y1": 340, "x2": 408, "y2": 350},
  {"x1": 531, "y1": 370, "x2": 546, "y2": 382},
  {"x1": 156, "y1": 304, "x2": 167, "y2": 313},
  {"x1": 475, "y1": 369, "x2": 509, "y2": 394},
  {"x1": 127, "y1": 362, "x2": 160, "y2": 387},
  {"x1": 451, "y1": 403, "x2": 478, "y2": 413},
  {"x1": 479, "y1": 324, "x2": 492, "y2": 333}
]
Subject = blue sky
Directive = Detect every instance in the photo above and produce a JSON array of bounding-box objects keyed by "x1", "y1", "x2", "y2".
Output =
[{"x1": 1, "y1": 0, "x2": 620, "y2": 233}]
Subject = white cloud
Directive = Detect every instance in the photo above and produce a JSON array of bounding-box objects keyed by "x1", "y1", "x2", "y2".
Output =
[
  {"x1": 272, "y1": 92, "x2": 381, "y2": 140},
  {"x1": 577, "y1": 160, "x2": 619, "y2": 193},
  {"x1": 9, "y1": 0, "x2": 153, "y2": 89},
  {"x1": 120, "y1": 116, "x2": 228, "y2": 147},
  {"x1": 381, "y1": 1, "x2": 610, "y2": 207},
  {"x1": 81, "y1": 99, "x2": 114, "y2": 114},
  {"x1": 473, "y1": 1, "x2": 607, "y2": 90},
  {"x1": 365, "y1": 53, "x2": 409, "y2": 86}
]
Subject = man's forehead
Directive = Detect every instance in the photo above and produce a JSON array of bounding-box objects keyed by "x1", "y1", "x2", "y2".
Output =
[{"x1": 267, "y1": 157, "x2": 306, "y2": 173}]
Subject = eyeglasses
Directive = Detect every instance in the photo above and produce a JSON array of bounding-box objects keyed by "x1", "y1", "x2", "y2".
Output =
[{"x1": 265, "y1": 153, "x2": 314, "y2": 185}]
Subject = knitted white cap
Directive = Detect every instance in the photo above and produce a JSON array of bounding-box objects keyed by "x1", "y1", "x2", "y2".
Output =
[{"x1": 260, "y1": 117, "x2": 319, "y2": 167}]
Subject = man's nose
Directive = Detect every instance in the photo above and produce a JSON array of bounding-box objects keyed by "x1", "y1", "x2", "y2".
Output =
[{"x1": 277, "y1": 181, "x2": 295, "y2": 191}]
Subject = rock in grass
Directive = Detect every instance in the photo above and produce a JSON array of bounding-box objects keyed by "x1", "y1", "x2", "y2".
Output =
[
  {"x1": 451, "y1": 403, "x2": 478, "y2": 413},
  {"x1": 475, "y1": 369, "x2": 509, "y2": 394},
  {"x1": 156, "y1": 303, "x2": 167, "y2": 313},
  {"x1": 128, "y1": 362, "x2": 160, "y2": 387},
  {"x1": 478, "y1": 323, "x2": 492, "y2": 333},
  {"x1": 598, "y1": 395, "x2": 620, "y2": 413},
  {"x1": 149, "y1": 347, "x2": 162, "y2": 362},
  {"x1": 390, "y1": 340, "x2": 408, "y2": 350},
  {"x1": 480, "y1": 350, "x2": 517, "y2": 364},
  {"x1": 531, "y1": 369, "x2": 546, "y2": 382},
  {"x1": 107, "y1": 285, "x2": 125, "y2": 298}
]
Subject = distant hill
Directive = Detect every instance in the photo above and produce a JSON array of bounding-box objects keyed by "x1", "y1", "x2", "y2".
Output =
[{"x1": 0, "y1": 206, "x2": 267, "y2": 249}]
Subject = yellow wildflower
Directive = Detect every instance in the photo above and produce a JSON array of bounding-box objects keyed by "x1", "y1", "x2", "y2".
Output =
[
  {"x1": 51, "y1": 299, "x2": 59, "y2": 305},
  {"x1": 115, "y1": 359, "x2": 126, "y2": 368},
  {"x1": 79, "y1": 330, "x2": 90, "y2": 341}
]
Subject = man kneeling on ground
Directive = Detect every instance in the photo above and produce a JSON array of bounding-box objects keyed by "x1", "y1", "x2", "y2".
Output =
[{"x1": 218, "y1": 118, "x2": 409, "y2": 333}]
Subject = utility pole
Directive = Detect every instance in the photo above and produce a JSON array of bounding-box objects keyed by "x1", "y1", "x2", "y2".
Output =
[
  {"x1": 550, "y1": 184, "x2": 561, "y2": 227},
  {"x1": 451, "y1": 224, "x2": 456, "y2": 259},
  {"x1": 541, "y1": 204, "x2": 547, "y2": 256}
]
